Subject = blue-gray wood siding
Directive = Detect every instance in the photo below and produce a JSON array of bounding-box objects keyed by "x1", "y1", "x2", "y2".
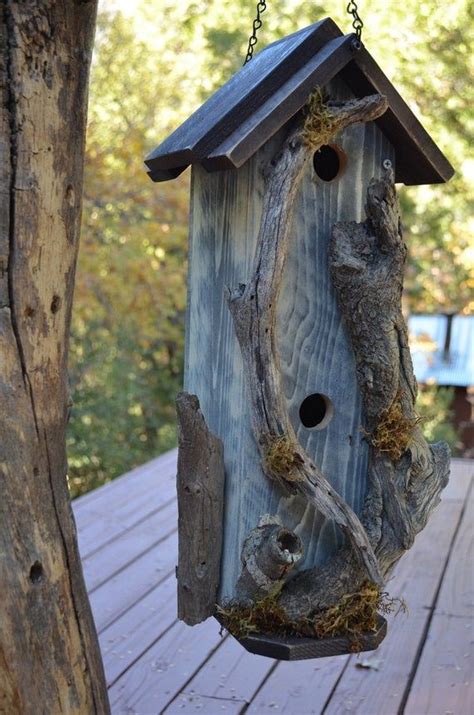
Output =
[{"x1": 185, "y1": 80, "x2": 396, "y2": 601}]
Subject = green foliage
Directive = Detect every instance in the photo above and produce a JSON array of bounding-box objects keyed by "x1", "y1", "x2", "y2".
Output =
[
  {"x1": 68, "y1": 0, "x2": 470, "y2": 496},
  {"x1": 416, "y1": 386, "x2": 460, "y2": 452}
]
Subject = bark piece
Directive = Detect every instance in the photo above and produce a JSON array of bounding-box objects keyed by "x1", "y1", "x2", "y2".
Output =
[
  {"x1": 278, "y1": 168, "x2": 450, "y2": 618},
  {"x1": 0, "y1": 3, "x2": 109, "y2": 713},
  {"x1": 176, "y1": 392, "x2": 225, "y2": 625},
  {"x1": 236, "y1": 517, "x2": 303, "y2": 602},
  {"x1": 227, "y1": 93, "x2": 388, "y2": 590}
]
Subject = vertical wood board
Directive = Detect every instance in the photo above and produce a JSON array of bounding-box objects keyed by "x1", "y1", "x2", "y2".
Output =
[{"x1": 185, "y1": 78, "x2": 396, "y2": 601}]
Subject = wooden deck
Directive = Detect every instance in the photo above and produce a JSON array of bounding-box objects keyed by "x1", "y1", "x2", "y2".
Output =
[{"x1": 73, "y1": 452, "x2": 473, "y2": 715}]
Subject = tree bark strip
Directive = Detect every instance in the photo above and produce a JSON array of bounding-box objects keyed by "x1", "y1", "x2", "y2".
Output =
[
  {"x1": 0, "y1": 2, "x2": 109, "y2": 713},
  {"x1": 176, "y1": 392, "x2": 225, "y2": 625}
]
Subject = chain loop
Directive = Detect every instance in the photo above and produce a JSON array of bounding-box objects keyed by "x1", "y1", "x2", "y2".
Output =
[
  {"x1": 244, "y1": 1, "x2": 267, "y2": 64},
  {"x1": 346, "y1": 0, "x2": 364, "y2": 40},
  {"x1": 244, "y1": 1, "x2": 363, "y2": 64}
]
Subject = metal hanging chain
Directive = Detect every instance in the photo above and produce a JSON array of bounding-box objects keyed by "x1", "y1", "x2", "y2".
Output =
[
  {"x1": 346, "y1": 0, "x2": 364, "y2": 41},
  {"x1": 244, "y1": 1, "x2": 267, "y2": 64},
  {"x1": 244, "y1": 1, "x2": 363, "y2": 65}
]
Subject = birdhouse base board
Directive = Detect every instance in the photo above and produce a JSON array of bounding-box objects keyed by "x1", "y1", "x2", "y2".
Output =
[{"x1": 237, "y1": 616, "x2": 387, "y2": 660}]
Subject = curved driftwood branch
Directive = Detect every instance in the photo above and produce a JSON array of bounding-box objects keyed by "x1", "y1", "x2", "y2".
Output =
[
  {"x1": 236, "y1": 517, "x2": 303, "y2": 602},
  {"x1": 227, "y1": 93, "x2": 388, "y2": 589},
  {"x1": 279, "y1": 168, "x2": 450, "y2": 618}
]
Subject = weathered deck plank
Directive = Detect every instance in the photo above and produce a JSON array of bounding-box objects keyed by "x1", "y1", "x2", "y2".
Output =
[
  {"x1": 404, "y1": 480, "x2": 473, "y2": 715},
  {"x1": 73, "y1": 453, "x2": 473, "y2": 715},
  {"x1": 82, "y1": 501, "x2": 177, "y2": 593},
  {"x1": 89, "y1": 530, "x2": 178, "y2": 632},
  {"x1": 164, "y1": 633, "x2": 276, "y2": 714},
  {"x1": 108, "y1": 619, "x2": 223, "y2": 712},
  {"x1": 100, "y1": 573, "x2": 177, "y2": 686}
]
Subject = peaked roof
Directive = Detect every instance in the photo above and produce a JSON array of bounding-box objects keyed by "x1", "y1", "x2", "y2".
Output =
[{"x1": 145, "y1": 18, "x2": 454, "y2": 186}]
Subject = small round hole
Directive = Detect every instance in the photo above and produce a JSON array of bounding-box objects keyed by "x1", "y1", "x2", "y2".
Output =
[
  {"x1": 299, "y1": 393, "x2": 333, "y2": 430},
  {"x1": 313, "y1": 144, "x2": 346, "y2": 182},
  {"x1": 277, "y1": 529, "x2": 301, "y2": 555},
  {"x1": 30, "y1": 561, "x2": 44, "y2": 584}
]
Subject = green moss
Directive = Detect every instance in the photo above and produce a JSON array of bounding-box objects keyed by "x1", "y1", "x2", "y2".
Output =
[
  {"x1": 369, "y1": 395, "x2": 421, "y2": 461},
  {"x1": 217, "y1": 583, "x2": 407, "y2": 649}
]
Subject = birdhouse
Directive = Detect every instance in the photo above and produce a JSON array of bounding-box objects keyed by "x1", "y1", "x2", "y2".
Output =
[{"x1": 146, "y1": 18, "x2": 453, "y2": 660}]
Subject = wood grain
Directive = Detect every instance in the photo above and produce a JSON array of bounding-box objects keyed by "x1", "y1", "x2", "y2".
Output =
[
  {"x1": 146, "y1": 19, "x2": 453, "y2": 185},
  {"x1": 163, "y1": 635, "x2": 274, "y2": 714},
  {"x1": 108, "y1": 618, "x2": 223, "y2": 713},
  {"x1": 89, "y1": 530, "x2": 178, "y2": 632},
  {"x1": 0, "y1": 3, "x2": 108, "y2": 713},
  {"x1": 186, "y1": 77, "x2": 395, "y2": 602},
  {"x1": 145, "y1": 18, "x2": 341, "y2": 176},
  {"x1": 176, "y1": 392, "x2": 225, "y2": 625}
]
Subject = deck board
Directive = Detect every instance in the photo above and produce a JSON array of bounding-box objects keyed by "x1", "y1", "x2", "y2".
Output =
[{"x1": 73, "y1": 452, "x2": 473, "y2": 714}]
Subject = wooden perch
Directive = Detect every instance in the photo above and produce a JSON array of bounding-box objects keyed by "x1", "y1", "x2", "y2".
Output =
[
  {"x1": 227, "y1": 93, "x2": 388, "y2": 590},
  {"x1": 278, "y1": 167, "x2": 450, "y2": 618},
  {"x1": 236, "y1": 517, "x2": 303, "y2": 602},
  {"x1": 176, "y1": 392, "x2": 225, "y2": 625}
]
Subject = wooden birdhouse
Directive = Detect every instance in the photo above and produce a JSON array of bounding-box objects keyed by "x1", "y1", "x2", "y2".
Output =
[{"x1": 146, "y1": 18, "x2": 453, "y2": 659}]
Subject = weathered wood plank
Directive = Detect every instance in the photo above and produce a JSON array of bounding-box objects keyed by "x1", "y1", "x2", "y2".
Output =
[
  {"x1": 82, "y1": 501, "x2": 177, "y2": 593},
  {"x1": 404, "y1": 614, "x2": 473, "y2": 715},
  {"x1": 145, "y1": 19, "x2": 341, "y2": 175},
  {"x1": 204, "y1": 35, "x2": 355, "y2": 171},
  {"x1": 433, "y1": 483, "x2": 473, "y2": 618},
  {"x1": 108, "y1": 619, "x2": 223, "y2": 713},
  {"x1": 248, "y1": 479, "x2": 470, "y2": 714},
  {"x1": 186, "y1": 77, "x2": 395, "y2": 602},
  {"x1": 247, "y1": 657, "x2": 349, "y2": 714},
  {"x1": 442, "y1": 458, "x2": 473, "y2": 501},
  {"x1": 403, "y1": 485, "x2": 473, "y2": 715},
  {"x1": 176, "y1": 392, "x2": 225, "y2": 625},
  {"x1": 73, "y1": 449, "x2": 177, "y2": 513},
  {"x1": 89, "y1": 530, "x2": 177, "y2": 632},
  {"x1": 340, "y1": 48, "x2": 455, "y2": 184},
  {"x1": 318, "y1": 497, "x2": 470, "y2": 714},
  {"x1": 99, "y1": 573, "x2": 177, "y2": 686},
  {"x1": 163, "y1": 635, "x2": 275, "y2": 714}
]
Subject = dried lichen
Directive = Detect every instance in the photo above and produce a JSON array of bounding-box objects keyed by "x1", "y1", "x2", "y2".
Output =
[
  {"x1": 370, "y1": 396, "x2": 421, "y2": 461},
  {"x1": 301, "y1": 88, "x2": 339, "y2": 149},
  {"x1": 217, "y1": 583, "x2": 406, "y2": 649},
  {"x1": 263, "y1": 435, "x2": 304, "y2": 481}
]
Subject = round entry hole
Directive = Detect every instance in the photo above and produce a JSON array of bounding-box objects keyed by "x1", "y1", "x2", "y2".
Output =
[
  {"x1": 313, "y1": 144, "x2": 346, "y2": 182},
  {"x1": 299, "y1": 393, "x2": 333, "y2": 430}
]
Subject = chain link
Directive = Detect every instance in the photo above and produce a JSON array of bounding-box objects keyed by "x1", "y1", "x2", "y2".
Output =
[
  {"x1": 244, "y1": 1, "x2": 267, "y2": 64},
  {"x1": 244, "y1": 1, "x2": 363, "y2": 65},
  {"x1": 346, "y1": 0, "x2": 364, "y2": 41}
]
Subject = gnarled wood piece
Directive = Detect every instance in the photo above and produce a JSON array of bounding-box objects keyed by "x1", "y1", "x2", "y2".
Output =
[
  {"x1": 236, "y1": 517, "x2": 303, "y2": 602},
  {"x1": 0, "y1": 3, "x2": 109, "y2": 712},
  {"x1": 227, "y1": 94, "x2": 388, "y2": 589},
  {"x1": 176, "y1": 392, "x2": 225, "y2": 625},
  {"x1": 279, "y1": 168, "x2": 450, "y2": 618}
]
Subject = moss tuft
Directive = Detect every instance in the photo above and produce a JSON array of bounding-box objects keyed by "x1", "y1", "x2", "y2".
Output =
[
  {"x1": 370, "y1": 395, "x2": 421, "y2": 461},
  {"x1": 301, "y1": 88, "x2": 338, "y2": 148},
  {"x1": 263, "y1": 435, "x2": 303, "y2": 481},
  {"x1": 217, "y1": 583, "x2": 406, "y2": 650}
]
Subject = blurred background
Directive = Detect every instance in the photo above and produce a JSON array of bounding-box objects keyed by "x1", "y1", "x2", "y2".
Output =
[{"x1": 67, "y1": 0, "x2": 473, "y2": 497}]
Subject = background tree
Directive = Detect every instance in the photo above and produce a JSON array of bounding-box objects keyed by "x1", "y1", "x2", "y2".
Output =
[
  {"x1": 69, "y1": 0, "x2": 472, "y2": 496},
  {"x1": 0, "y1": 2, "x2": 109, "y2": 712}
]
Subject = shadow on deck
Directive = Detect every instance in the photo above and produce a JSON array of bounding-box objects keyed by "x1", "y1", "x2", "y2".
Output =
[{"x1": 73, "y1": 452, "x2": 473, "y2": 715}]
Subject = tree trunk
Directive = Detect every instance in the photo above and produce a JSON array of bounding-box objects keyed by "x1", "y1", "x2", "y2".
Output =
[{"x1": 0, "y1": 2, "x2": 109, "y2": 713}]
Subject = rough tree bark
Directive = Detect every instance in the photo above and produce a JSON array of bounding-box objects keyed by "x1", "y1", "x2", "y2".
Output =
[
  {"x1": 0, "y1": 3, "x2": 109, "y2": 713},
  {"x1": 176, "y1": 392, "x2": 225, "y2": 625}
]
